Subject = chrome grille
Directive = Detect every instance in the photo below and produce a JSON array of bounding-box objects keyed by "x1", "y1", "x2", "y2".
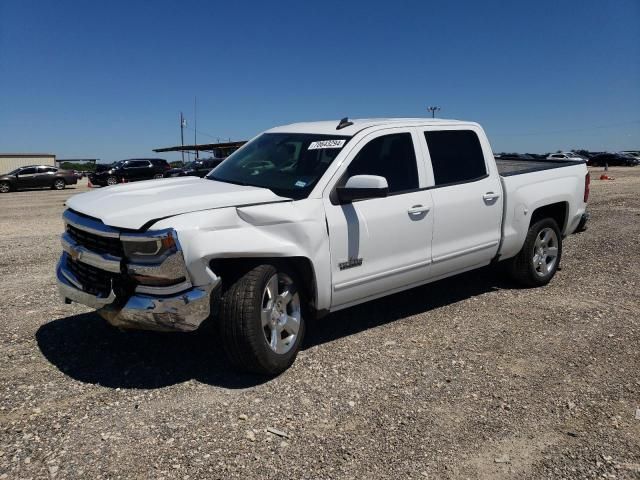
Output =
[{"x1": 67, "y1": 224, "x2": 123, "y2": 257}]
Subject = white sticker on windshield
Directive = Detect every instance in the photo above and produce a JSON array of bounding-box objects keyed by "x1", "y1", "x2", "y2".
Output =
[
  {"x1": 294, "y1": 180, "x2": 306, "y2": 187},
  {"x1": 308, "y1": 139, "x2": 346, "y2": 150}
]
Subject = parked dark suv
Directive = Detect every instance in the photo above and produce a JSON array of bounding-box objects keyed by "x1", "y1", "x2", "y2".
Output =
[
  {"x1": 89, "y1": 159, "x2": 171, "y2": 186},
  {"x1": 0, "y1": 165, "x2": 78, "y2": 193},
  {"x1": 164, "y1": 158, "x2": 223, "y2": 178}
]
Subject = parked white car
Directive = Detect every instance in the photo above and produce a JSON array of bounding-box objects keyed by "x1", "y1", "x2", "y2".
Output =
[
  {"x1": 547, "y1": 152, "x2": 587, "y2": 161},
  {"x1": 57, "y1": 118, "x2": 590, "y2": 374}
]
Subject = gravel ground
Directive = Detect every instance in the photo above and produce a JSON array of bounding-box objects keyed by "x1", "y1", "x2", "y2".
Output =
[{"x1": 1, "y1": 170, "x2": 639, "y2": 479}]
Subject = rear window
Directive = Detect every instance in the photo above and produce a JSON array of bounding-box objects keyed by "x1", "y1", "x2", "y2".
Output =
[{"x1": 424, "y1": 130, "x2": 487, "y2": 186}]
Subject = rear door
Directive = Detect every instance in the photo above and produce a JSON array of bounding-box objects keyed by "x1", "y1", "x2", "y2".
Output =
[
  {"x1": 124, "y1": 160, "x2": 152, "y2": 180},
  {"x1": 324, "y1": 128, "x2": 434, "y2": 308},
  {"x1": 418, "y1": 127, "x2": 502, "y2": 279},
  {"x1": 35, "y1": 166, "x2": 56, "y2": 187}
]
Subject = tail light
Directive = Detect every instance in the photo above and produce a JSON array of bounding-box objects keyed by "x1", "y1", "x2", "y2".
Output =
[{"x1": 584, "y1": 172, "x2": 590, "y2": 203}]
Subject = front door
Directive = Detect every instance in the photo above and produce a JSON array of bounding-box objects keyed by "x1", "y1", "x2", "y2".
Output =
[
  {"x1": 324, "y1": 129, "x2": 434, "y2": 308},
  {"x1": 16, "y1": 167, "x2": 38, "y2": 188}
]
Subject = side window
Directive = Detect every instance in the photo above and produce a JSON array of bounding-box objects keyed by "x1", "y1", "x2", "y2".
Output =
[
  {"x1": 424, "y1": 130, "x2": 487, "y2": 186},
  {"x1": 20, "y1": 167, "x2": 37, "y2": 175},
  {"x1": 346, "y1": 133, "x2": 419, "y2": 194},
  {"x1": 127, "y1": 160, "x2": 148, "y2": 168}
]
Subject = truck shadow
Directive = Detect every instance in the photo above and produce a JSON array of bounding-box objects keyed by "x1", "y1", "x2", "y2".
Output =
[
  {"x1": 36, "y1": 266, "x2": 515, "y2": 390},
  {"x1": 304, "y1": 266, "x2": 513, "y2": 348}
]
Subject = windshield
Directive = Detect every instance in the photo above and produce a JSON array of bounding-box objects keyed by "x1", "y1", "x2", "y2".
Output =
[
  {"x1": 6, "y1": 168, "x2": 20, "y2": 175},
  {"x1": 208, "y1": 133, "x2": 351, "y2": 199}
]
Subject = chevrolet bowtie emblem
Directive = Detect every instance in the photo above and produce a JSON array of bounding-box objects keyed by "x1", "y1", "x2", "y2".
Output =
[{"x1": 69, "y1": 246, "x2": 82, "y2": 262}]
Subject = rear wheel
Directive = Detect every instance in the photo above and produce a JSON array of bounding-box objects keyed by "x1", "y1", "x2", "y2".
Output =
[
  {"x1": 218, "y1": 264, "x2": 305, "y2": 375},
  {"x1": 0, "y1": 182, "x2": 10, "y2": 193},
  {"x1": 153, "y1": 173, "x2": 163, "y2": 179},
  {"x1": 52, "y1": 179, "x2": 66, "y2": 190},
  {"x1": 507, "y1": 218, "x2": 562, "y2": 287},
  {"x1": 106, "y1": 176, "x2": 118, "y2": 186}
]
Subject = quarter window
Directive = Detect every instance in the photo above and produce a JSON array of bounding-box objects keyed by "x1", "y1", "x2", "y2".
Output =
[
  {"x1": 346, "y1": 133, "x2": 419, "y2": 194},
  {"x1": 424, "y1": 130, "x2": 487, "y2": 186}
]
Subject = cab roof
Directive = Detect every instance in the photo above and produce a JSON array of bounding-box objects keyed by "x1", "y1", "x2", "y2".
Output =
[{"x1": 265, "y1": 118, "x2": 477, "y2": 136}]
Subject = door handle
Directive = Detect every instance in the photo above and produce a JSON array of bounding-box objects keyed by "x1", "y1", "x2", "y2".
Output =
[
  {"x1": 408, "y1": 205, "x2": 430, "y2": 215},
  {"x1": 483, "y1": 192, "x2": 500, "y2": 203}
]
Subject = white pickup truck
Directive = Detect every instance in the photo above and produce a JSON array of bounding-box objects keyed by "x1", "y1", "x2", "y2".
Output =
[{"x1": 57, "y1": 118, "x2": 589, "y2": 374}]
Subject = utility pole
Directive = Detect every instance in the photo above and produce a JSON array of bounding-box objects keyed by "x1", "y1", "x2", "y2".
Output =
[
  {"x1": 194, "y1": 97, "x2": 199, "y2": 160},
  {"x1": 427, "y1": 106, "x2": 441, "y2": 118},
  {"x1": 180, "y1": 112, "x2": 186, "y2": 164}
]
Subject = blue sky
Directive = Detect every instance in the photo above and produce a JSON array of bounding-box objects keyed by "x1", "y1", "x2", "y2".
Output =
[{"x1": 0, "y1": 0, "x2": 638, "y2": 163}]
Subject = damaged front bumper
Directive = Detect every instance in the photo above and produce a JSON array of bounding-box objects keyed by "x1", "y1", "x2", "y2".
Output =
[{"x1": 57, "y1": 255, "x2": 220, "y2": 332}]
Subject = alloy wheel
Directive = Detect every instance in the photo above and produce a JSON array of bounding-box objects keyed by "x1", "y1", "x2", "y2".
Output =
[
  {"x1": 260, "y1": 273, "x2": 301, "y2": 355},
  {"x1": 532, "y1": 227, "x2": 559, "y2": 277}
]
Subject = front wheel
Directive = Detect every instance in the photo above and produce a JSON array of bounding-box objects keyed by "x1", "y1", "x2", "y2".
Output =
[
  {"x1": 52, "y1": 179, "x2": 66, "y2": 190},
  {"x1": 106, "y1": 176, "x2": 118, "y2": 186},
  {"x1": 506, "y1": 218, "x2": 562, "y2": 287},
  {"x1": 0, "y1": 182, "x2": 10, "y2": 193},
  {"x1": 218, "y1": 264, "x2": 305, "y2": 375}
]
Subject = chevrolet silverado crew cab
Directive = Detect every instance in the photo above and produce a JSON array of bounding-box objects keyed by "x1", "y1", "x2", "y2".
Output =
[{"x1": 57, "y1": 118, "x2": 590, "y2": 374}]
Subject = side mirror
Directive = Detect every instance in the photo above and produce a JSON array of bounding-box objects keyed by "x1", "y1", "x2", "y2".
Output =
[{"x1": 336, "y1": 175, "x2": 389, "y2": 203}]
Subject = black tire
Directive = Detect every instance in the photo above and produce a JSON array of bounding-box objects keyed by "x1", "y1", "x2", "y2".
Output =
[
  {"x1": 106, "y1": 176, "x2": 118, "y2": 186},
  {"x1": 506, "y1": 218, "x2": 562, "y2": 287},
  {"x1": 153, "y1": 173, "x2": 163, "y2": 179},
  {"x1": 218, "y1": 263, "x2": 306, "y2": 375},
  {"x1": 0, "y1": 182, "x2": 10, "y2": 193},
  {"x1": 52, "y1": 179, "x2": 66, "y2": 190}
]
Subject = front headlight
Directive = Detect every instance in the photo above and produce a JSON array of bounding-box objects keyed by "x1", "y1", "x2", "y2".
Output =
[
  {"x1": 122, "y1": 230, "x2": 190, "y2": 291},
  {"x1": 121, "y1": 230, "x2": 178, "y2": 263}
]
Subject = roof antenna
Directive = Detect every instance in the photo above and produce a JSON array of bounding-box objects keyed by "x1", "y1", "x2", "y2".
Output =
[{"x1": 336, "y1": 117, "x2": 354, "y2": 130}]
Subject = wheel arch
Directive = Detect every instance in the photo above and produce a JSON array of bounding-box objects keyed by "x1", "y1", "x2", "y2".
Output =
[
  {"x1": 529, "y1": 201, "x2": 568, "y2": 234},
  {"x1": 210, "y1": 256, "x2": 319, "y2": 312}
]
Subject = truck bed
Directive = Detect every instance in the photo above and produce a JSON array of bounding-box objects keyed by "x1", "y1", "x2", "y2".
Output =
[{"x1": 496, "y1": 158, "x2": 584, "y2": 177}]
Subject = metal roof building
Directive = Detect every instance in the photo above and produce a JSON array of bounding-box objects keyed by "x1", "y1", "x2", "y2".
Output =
[{"x1": 0, "y1": 153, "x2": 56, "y2": 173}]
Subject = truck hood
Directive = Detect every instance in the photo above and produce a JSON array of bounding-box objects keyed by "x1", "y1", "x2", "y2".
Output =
[{"x1": 65, "y1": 177, "x2": 291, "y2": 230}]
